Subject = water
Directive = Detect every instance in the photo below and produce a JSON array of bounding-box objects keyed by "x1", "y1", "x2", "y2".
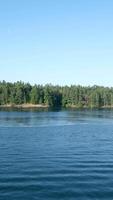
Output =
[{"x1": 0, "y1": 109, "x2": 113, "y2": 200}]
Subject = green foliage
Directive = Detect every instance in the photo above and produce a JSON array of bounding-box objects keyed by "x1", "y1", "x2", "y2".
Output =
[{"x1": 0, "y1": 81, "x2": 113, "y2": 108}]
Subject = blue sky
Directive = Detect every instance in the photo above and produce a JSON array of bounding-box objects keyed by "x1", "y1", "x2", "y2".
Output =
[{"x1": 0, "y1": 0, "x2": 113, "y2": 86}]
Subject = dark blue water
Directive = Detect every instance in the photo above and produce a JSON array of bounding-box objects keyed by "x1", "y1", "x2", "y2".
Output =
[{"x1": 0, "y1": 109, "x2": 113, "y2": 200}]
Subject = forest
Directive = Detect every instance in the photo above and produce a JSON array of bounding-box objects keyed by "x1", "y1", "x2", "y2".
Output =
[{"x1": 0, "y1": 81, "x2": 113, "y2": 108}]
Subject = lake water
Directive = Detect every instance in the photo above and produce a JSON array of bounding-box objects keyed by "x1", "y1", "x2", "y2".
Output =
[{"x1": 0, "y1": 109, "x2": 113, "y2": 200}]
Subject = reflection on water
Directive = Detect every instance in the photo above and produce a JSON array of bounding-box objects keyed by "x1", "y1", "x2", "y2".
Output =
[
  {"x1": 0, "y1": 109, "x2": 113, "y2": 127},
  {"x1": 0, "y1": 109, "x2": 113, "y2": 199}
]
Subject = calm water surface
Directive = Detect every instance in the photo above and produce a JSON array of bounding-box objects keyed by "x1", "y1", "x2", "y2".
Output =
[{"x1": 0, "y1": 109, "x2": 113, "y2": 200}]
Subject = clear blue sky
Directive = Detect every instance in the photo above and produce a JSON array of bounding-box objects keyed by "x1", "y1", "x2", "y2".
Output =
[{"x1": 0, "y1": 0, "x2": 113, "y2": 86}]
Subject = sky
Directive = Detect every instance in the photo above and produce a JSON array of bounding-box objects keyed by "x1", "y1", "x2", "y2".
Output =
[{"x1": 0, "y1": 0, "x2": 113, "y2": 86}]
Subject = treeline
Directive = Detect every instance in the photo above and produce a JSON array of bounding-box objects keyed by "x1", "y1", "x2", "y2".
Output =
[{"x1": 0, "y1": 81, "x2": 113, "y2": 108}]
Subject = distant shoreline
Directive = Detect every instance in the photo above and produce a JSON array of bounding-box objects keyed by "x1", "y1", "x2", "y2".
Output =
[
  {"x1": 0, "y1": 82, "x2": 113, "y2": 108},
  {"x1": 0, "y1": 104, "x2": 113, "y2": 109},
  {"x1": 0, "y1": 104, "x2": 49, "y2": 108}
]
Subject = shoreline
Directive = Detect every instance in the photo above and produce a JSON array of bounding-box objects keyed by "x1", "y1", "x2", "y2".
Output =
[
  {"x1": 0, "y1": 104, "x2": 49, "y2": 109},
  {"x1": 0, "y1": 104, "x2": 113, "y2": 109}
]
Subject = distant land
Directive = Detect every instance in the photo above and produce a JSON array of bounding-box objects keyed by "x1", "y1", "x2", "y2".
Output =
[{"x1": 0, "y1": 81, "x2": 113, "y2": 108}]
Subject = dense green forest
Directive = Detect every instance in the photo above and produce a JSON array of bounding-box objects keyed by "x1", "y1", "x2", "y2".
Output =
[{"x1": 0, "y1": 81, "x2": 113, "y2": 108}]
